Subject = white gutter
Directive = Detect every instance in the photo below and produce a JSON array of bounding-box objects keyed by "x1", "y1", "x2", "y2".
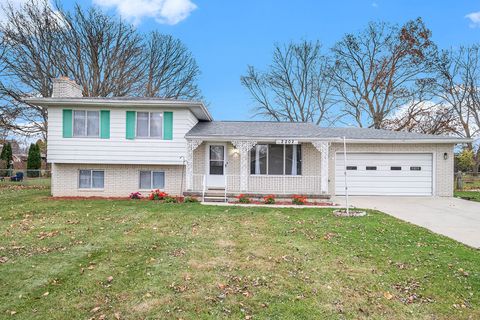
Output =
[
  {"x1": 24, "y1": 97, "x2": 213, "y2": 121},
  {"x1": 185, "y1": 136, "x2": 472, "y2": 144}
]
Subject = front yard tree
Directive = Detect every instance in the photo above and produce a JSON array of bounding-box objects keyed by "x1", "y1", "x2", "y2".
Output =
[
  {"x1": 142, "y1": 32, "x2": 202, "y2": 100},
  {"x1": 331, "y1": 18, "x2": 437, "y2": 129},
  {"x1": 241, "y1": 40, "x2": 338, "y2": 126},
  {"x1": 0, "y1": 141, "x2": 13, "y2": 176},
  {"x1": 27, "y1": 143, "x2": 41, "y2": 177},
  {"x1": 434, "y1": 45, "x2": 480, "y2": 175},
  {"x1": 0, "y1": 0, "x2": 203, "y2": 140}
]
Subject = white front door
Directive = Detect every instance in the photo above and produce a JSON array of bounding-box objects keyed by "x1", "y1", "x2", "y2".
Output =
[
  {"x1": 335, "y1": 153, "x2": 433, "y2": 196},
  {"x1": 206, "y1": 144, "x2": 227, "y2": 188}
]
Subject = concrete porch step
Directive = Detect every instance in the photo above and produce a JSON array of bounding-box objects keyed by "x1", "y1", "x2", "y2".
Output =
[{"x1": 203, "y1": 196, "x2": 227, "y2": 203}]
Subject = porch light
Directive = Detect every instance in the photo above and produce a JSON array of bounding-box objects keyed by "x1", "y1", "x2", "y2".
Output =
[{"x1": 443, "y1": 152, "x2": 448, "y2": 160}]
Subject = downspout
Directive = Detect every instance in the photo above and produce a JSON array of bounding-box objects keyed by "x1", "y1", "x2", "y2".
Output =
[{"x1": 180, "y1": 156, "x2": 186, "y2": 196}]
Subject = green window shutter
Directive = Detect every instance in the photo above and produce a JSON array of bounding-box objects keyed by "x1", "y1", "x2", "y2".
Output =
[
  {"x1": 126, "y1": 111, "x2": 136, "y2": 140},
  {"x1": 100, "y1": 110, "x2": 110, "y2": 139},
  {"x1": 62, "y1": 109, "x2": 73, "y2": 138},
  {"x1": 163, "y1": 111, "x2": 173, "y2": 140}
]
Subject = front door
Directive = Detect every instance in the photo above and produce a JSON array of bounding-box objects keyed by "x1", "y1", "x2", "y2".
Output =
[{"x1": 207, "y1": 144, "x2": 227, "y2": 188}]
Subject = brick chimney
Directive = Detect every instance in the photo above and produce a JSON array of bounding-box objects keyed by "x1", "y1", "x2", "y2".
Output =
[{"x1": 52, "y1": 77, "x2": 83, "y2": 98}]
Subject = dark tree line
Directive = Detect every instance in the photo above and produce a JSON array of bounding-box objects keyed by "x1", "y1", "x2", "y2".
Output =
[{"x1": 0, "y1": 0, "x2": 202, "y2": 140}]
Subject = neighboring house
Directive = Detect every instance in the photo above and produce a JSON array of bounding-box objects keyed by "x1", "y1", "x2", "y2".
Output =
[{"x1": 26, "y1": 78, "x2": 470, "y2": 198}]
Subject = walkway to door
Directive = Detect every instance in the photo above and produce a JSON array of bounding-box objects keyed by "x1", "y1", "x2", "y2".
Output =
[{"x1": 333, "y1": 196, "x2": 480, "y2": 248}]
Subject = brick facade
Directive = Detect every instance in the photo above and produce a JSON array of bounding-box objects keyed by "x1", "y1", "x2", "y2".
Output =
[
  {"x1": 328, "y1": 143, "x2": 454, "y2": 197},
  {"x1": 51, "y1": 163, "x2": 185, "y2": 197},
  {"x1": 51, "y1": 142, "x2": 455, "y2": 197}
]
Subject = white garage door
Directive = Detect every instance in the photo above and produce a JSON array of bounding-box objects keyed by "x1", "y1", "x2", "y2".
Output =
[{"x1": 335, "y1": 153, "x2": 433, "y2": 196}]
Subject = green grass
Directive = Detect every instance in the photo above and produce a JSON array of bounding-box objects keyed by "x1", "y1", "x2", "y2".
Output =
[
  {"x1": 0, "y1": 182, "x2": 479, "y2": 319},
  {"x1": 0, "y1": 177, "x2": 51, "y2": 187},
  {"x1": 455, "y1": 191, "x2": 480, "y2": 202}
]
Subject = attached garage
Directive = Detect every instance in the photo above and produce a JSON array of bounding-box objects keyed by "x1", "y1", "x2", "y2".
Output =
[{"x1": 335, "y1": 153, "x2": 433, "y2": 196}]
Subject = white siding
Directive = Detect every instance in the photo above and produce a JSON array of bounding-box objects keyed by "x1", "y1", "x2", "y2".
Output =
[{"x1": 47, "y1": 106, "x2": 198, "y2": 164}]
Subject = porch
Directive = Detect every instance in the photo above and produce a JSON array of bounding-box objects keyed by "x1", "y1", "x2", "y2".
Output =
[{"x1": 184, "y1": 139, "x2": 331, "y2": 201}]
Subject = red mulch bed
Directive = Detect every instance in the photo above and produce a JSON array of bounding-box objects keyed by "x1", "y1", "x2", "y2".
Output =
[{"x1": 229, "y1": 200, "x2": 337, "y2": 206}]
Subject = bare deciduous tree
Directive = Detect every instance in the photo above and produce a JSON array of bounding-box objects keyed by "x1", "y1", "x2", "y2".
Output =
[
  {"x1": 241, "y1": 40, "x2": 337, "y2": 125},
  {"x1": 59, "y1": 3, "x2": 145, "y2": 97},
  {"x1": 382, "y1": 101, "x2": 456, "y2": 134},
  {"x1": 331, "y1": 18, "x2": 437, "y2": 129},
  {"x1": 0, "y1": 0, "x2": 203, "y2": 139},
  {"x1": 142, "y1": 32, "x2": 201, "y2": 99},
  {"x1": 435, "y1": 45, "x2": 480, "y2": 174}
]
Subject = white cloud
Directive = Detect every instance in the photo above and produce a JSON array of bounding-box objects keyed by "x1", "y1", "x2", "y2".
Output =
[
  {"x1": 465, "y1": 11, "x2": 480, "y2": 28},
  {"x1": 371, "y1": 2, "x2": 378, "y2": 8},
  {"x1": 92, "y1": 0, "x2": 197, "y2": 25},
  {"x1": 0, "y1": 0, "x2": 29, "y2": 23}
]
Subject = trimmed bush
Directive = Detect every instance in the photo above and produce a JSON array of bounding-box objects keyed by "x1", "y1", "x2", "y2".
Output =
[
  {"x1": 236, "y1": 194, "x2": 250, "y2": 204},
  {"x1": 263, "y1": 194, "x2": 275, "y2": 204},
  {"x1": 292, "y1": 195, "x2": 307, "y2": 205},
  {"x1": 27, "y1": 143, "x2": 42, "y2": 177}
]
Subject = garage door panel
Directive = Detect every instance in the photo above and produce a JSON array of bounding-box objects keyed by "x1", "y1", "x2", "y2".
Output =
[
  {"x1": 335, "y1": 153, "x2": 433, "y2": 196},
  {"x1": 337, "y1": 172, "x2": 432, "y2": 178}
]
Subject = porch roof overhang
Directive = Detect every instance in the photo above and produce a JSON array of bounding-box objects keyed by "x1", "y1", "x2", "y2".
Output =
[
  {"x1": 185, "y1": 136, "x2": 473, "y2": 144},
  {"x1": 185, "y1": 121, "x2": 473, "y2": 144}
]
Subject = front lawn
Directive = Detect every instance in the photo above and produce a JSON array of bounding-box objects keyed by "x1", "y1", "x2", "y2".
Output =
[
  {"x1": 0, "y1": 182, "x2": 479, "y2": 319},
  {"x1": 455, "y1": 191, "x2": 480, "y2": 202}
]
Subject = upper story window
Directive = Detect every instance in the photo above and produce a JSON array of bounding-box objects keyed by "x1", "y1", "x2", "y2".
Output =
[
  {"x1": 136, "y1": 112, "x2": 163, "y2": 138},
  {"x1": 250, "y1": 144, "x2": 302, "y2": 175},
  {"x1": 73, "y1": 110, "x2": 99, "y2": 137}
]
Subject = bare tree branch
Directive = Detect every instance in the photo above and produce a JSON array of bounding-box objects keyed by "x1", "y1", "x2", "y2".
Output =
[{"x1": 241, "y1": 40, "x2": 338, "y2": 125}]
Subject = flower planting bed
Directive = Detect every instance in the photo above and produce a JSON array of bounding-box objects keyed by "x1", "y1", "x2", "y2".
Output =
[{"x1": 229, "y1": 194, "x2": 337, "y2": 206}]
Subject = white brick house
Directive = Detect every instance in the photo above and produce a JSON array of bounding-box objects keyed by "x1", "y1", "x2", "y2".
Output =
[{"x1": 27, "y1": 78, "x2": 470, "y2": 199}]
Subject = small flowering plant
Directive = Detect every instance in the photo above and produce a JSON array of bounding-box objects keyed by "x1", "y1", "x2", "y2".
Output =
[
  {"x1": 184, "y1": 196, "x2": 199, "y2": 203},
  {"x1": 263, "y1": 194, "x2": 275, "y2": 204},
  {"x1": 236, "y1": 194, "x2": 250, "y2": 204},
  {"x1": 149, "y1": 189, "x2": 168, "y2": 200},
  {"x1": 292, "y1": 195, "x2": 307, "y2": 205},
  {"x1": 129, "y1": 191, "x2": 143, "y2": 199}
]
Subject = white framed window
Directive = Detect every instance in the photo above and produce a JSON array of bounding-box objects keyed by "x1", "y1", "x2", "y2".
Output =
[
  {"x1": 139, "y1": 171, "x2": 165, "y2": 189},
  {"x1": 79, "y1": 170, "x2": 104, "y2": 189},
  {"x1": 136, "y1": 112, "x2": 163, "y2": 138},
  {"x1": 250, "y1": 144, "x2": 302, "y2": 175},
  {"x1": 73, "y1": 110, "x2": 100, "y2": 137}
]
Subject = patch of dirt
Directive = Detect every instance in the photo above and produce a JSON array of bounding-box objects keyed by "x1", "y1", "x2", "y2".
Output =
[
  {"x1": 216, "y1": 239, "x2": 235, "y2": 248},
  {"x1": 188, "y1": 256, "x2": 233, "y2": 271}
]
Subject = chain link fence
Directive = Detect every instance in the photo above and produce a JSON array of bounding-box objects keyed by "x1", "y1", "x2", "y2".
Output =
[
  {"x1": 454, "y1": 172, "x2": 480, "y2": 191},
  {"x1": 0, "y1": 169, "x2": 51, "y2": 180}
]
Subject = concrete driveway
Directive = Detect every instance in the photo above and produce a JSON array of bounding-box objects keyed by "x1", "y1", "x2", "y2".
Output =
[{"x1": 333, "y1": 196, "x2": 480, "y2": 248}]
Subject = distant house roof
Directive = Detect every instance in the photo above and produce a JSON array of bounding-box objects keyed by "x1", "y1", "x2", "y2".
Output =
[
  {"x1": 24, "y1": 97, "x2": 213, "y2": 121},
  {"x1": 186, "y1": 121, "x2": 471, "y2": 143}
]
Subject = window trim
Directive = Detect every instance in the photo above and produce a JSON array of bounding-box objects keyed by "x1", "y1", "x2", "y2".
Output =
[
  {"x1": 139, "y1": 170, "x2": 166, "y2": 190},
  {"x1": 250, "y1": 143, "x2": 302, "y2": 176},
  {"x1": 136, "y1": 111, "x2": 164, "y2": 139},
  {"x1": 78, "y1": 169, "x2": 105, "y2": 190},
  {"x1": 72, "y1": 109, "x2": 101, "y2": 138}
]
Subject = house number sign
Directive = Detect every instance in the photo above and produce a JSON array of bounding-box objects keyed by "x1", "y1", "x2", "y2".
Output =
[{"x1": 276, "y1": 139, "x2": 299, "y2": 145}]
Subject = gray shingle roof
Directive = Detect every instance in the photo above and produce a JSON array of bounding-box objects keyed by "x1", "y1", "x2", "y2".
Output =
[{"x1": 185, "y1": 121, "x2": 469, "y2": 142}]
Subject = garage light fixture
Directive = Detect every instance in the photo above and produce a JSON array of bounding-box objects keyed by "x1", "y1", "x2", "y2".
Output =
[{"x1": 443, "y1": 152, "x2": 448, "y2": 160}]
